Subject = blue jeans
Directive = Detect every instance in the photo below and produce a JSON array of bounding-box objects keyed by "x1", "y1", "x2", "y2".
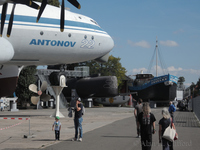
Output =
[{"x1": 74, "y1": 117, "x2": 83, "y2": 139}]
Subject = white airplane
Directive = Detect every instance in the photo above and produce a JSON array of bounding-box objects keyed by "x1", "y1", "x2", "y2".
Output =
[{"x1": 0, "y1": 1, "x2": 114, "y2": 97}]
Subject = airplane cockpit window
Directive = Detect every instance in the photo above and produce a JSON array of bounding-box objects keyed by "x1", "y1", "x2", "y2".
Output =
[{"x1": 90, "y1": 19, "x2": 99, "y2": 26}]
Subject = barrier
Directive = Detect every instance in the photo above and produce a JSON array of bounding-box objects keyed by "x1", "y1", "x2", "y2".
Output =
[
  {"x1": 0, "y1": 117, "x2": 30, "y2": 131},
  {"x1": 0, "y1": 117, "x2": 29, "y2": 120},
  {"x1": 0, "y1": 122, "x2": 22, "y2": 131}
]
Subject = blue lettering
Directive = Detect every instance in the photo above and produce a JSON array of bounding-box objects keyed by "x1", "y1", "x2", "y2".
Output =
[
  {"x1": 46, "y1": 40, "x2": 51, "y2": 46},
  {"x1": 71, "y1": 42, "x2": 76, "y2": 47},
  {"x1": 30, "y1": 39, "x2": 76, "y2": 47},
  {"x1": 64, "y1": 41, "x2": 69, "y2": 47},
  {"x1": 38, "y1": 39, "x2": 45, "y2": 45},
  {"x1": 51, "y1": 40, "x2": 57, "y2": 46},
  {"x1": 30, "y1": 39, "x2": 37, "y2": 45},
  {"x1": 57, "y1": 41, "x2": 64, "y2": 46}
]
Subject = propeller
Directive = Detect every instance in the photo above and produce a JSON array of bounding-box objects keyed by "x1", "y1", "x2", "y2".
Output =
[
  {"x1": 0, "y1": 3, "x2": 8, "y2": 37},
  {"x1": 29, "y1": 81, "x2": 51, "y2": 105},
  {"x1": 37, "y1": 0, "x2": 81, "y2": 32},
  {"x1": 36, "y1": 0, "x2": 47, "y2": 23},
  {"x1": 0, "y1": 0, "x2": 80, "y2": 37},
  {"x1": 0, "y1": 1, "x2": 39, "y2": 37},
  {"x1": 60, "y1": 0, "x2": 65, "y2": 32},
  {"x1": 7, "y1": 3, "x2": 16, "y2": 37},
  {"x1": 67, "y1": 0, "x2": 81, "y2": 9}
]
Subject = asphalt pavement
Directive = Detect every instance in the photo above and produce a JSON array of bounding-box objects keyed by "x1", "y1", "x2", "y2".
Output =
[{"x1": 0, "y1": 107, "x2": 200, "y2": 150}]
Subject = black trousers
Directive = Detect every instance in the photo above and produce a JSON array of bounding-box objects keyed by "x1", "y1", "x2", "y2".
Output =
[
  {"x1": 170, "y1": 113, "x2": 174, "y2": 123},
  {"x1": 162, "y1": 138, "x2": 173, "y2": 150},
  {"x1": 55, "y1": 130, "x2": 60, "y2": 140},
  {"x1": 141, "y1": 134, "x2": 152, "y2": 150}
]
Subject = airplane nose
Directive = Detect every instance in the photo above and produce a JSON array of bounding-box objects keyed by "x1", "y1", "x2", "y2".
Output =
[
  {"x1": 106, "y1": 35, "x2": 114, "y2": 52},
  {"x1": 94, "y1": 34, "x2": 114, "y2": 63}
]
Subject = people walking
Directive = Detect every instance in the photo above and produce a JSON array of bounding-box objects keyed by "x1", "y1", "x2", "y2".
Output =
[
  {"x1": 134, "y1": 98, "x2": 143, "y2": 137},
  {"x1": 159, "y1": 108, "x2": 176, "y2": 150},
  {"x1": 72, "y1": 97, "x2": 83, "y2": 142},
  {"x1": 168, "y1": 101, "x2": 176, "y2": 123},
  {"x1": 52, "y1": 116, "x2": 61, "y2": 141},
  {"x1": 137, "y1": 102, "x2": 156, "y2": 150}
]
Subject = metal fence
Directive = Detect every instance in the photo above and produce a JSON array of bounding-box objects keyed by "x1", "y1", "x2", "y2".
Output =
[{"x1": 190, "y1": 96, "x2": 200, "y2": 121}]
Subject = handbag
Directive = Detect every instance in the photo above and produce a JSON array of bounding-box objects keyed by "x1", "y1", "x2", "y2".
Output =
[
  {"x1": 162, "y1": 118, "x2": 176, "y2": 142},
  {"x1": 174, "y1": 132, "x2": 178, "y2": 140}
]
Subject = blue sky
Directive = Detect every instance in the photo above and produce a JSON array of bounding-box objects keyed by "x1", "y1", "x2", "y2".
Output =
[{"x1": 58, "y1": 0, "x2": 200, "y2": 87}]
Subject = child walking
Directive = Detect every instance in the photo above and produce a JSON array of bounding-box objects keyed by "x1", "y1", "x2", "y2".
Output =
[{"x1": 52, "y1": 116, "x2": 61, "y2": 141}]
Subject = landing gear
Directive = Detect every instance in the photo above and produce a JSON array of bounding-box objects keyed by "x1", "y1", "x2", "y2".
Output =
[{"x1": 49, "y1": 72, "x2": 67, "y2": 118}]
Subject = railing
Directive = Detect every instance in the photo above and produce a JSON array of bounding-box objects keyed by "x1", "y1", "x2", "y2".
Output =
[{"x1": 191, "y1": 96, "x2": 200, "y2": 121}]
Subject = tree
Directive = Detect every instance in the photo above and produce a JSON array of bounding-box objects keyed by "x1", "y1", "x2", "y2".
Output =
[
  {"x1": 15, "y1": 66, "x2": 37, "y2": 106},
  {"x1": 79, "y1": 55, "x2": 127, "y2": 90},
  {"x1": 189, "y1": 77, "x2": 200, "y2": 98},
  {"x1": 177, "y1": 76, "x2": 185, "y2": 90},
  {"x1": 178, "y1": 76, "x2": 185, "y2": 83},
  {"x1": 193, "y1": 78, "x2": 200, "y2": 97},
  {"x1": 35, "y1": 0, "x2": 60, "y2": 7}
]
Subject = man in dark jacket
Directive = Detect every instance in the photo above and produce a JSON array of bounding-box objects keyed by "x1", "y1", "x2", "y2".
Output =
[
  {"x1": 72, "y1": 98, "x2": 83, "y2": 142},
  {"x1": 134, "y1": 98, "x2": 143, "y2": 137}
]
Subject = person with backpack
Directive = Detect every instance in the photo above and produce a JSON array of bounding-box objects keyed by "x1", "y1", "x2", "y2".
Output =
[
  {"x1": 168, "y1": 101, "x2": 176, "y2": 123},
  {"x1": 137, "y1": 102, "x2": 156, "y2": 150},
  {"x1": 72, "y1": 97, "x2": 83, "y2": 142}
]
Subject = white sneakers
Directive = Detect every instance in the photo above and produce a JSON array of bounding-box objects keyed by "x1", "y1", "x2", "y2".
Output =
[{"x1": 72, "y1": 138, "x2": 82, "y2": 142}]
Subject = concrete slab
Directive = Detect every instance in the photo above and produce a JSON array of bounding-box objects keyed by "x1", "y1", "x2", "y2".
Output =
[
  {"x1": 0, "y1": 107, "x2": 134, "y2": 150},
  {"x1": 0, "y1": 107, "x2": 200, "y2": 150}
]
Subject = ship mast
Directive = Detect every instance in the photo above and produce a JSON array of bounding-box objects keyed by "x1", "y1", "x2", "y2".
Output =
[
  {"x1": 156, "y1": 37, "x2": 158, "y2": 77},
  {"x1": 147, "y1": 37, "x2": 167, "y2": 76}
]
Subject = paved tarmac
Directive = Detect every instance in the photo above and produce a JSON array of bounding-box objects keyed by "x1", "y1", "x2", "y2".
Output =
[{"x1": 0, "y1": 107, "x2": 200, "y2": 150}]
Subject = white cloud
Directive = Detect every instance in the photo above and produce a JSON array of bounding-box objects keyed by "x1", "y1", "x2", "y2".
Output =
[
  {"x1": 173, "y1": 29, "x2": 184, "y2": 34},
  {"x1": 167, "y1": 66, "x2": 183, "y2": 72},
  {"x1": 127, "y1": 40, "x2": 151, "y2": 48},
  {"x1": 127, "y1": 68, "x2": 148, "y2": 75},
  {"x1": 160, "y1": 40, "x2": 178, "y2": 47}
]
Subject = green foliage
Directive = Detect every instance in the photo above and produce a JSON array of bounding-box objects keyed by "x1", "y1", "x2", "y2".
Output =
[
  {"x1": 177, "y1": 76, "x2": 185, "y2": 89},
  {"x1": 35, "y1": 0, "x2": 60, "y2": 7},
  {"x1": 178, "y1": 76, "x2": 185, "y2": 85},
  {"x1": 190, "y1": 78, "x2": 200, "y2": 98},
  {"x1": 15, "y1": 66, "x2": 37, "y2": 104},
  {"x1": 79, "y1": 55, "x2": 127, "y2": 90}
]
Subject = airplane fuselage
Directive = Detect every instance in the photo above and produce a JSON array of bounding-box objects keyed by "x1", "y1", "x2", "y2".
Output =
[
  {"x1": 0, "y1": 3, "x2": 114, "y2": 66},
  {"x1": 0, "y1": 3, "x2": 114, "y2": 97}
]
